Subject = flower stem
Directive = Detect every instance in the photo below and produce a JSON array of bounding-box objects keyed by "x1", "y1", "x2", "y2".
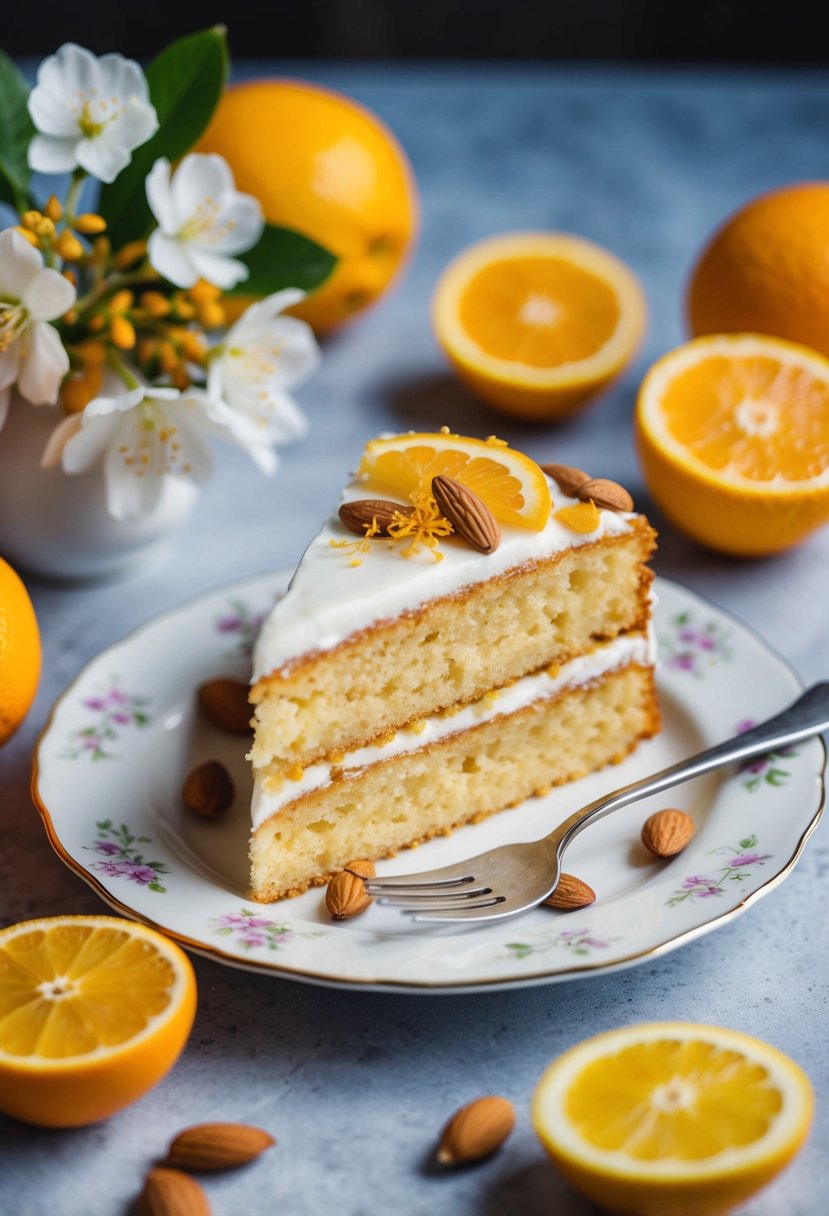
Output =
[
  {"x1": 107, "y1": 351, "x2": 141, "y2": 391},
  {"x1": 74, "y1": 267, "x2": 153, "y2": 316},
  {"x1": 63, "y1": 170, "x2": 87, "y2": 227}
]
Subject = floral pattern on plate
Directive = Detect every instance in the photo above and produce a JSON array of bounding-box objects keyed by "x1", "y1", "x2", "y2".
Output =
[
  {"x1": 210, "y1": 909, "x2": 323, "y2": 951},
  {"x1": 215, "y1": 598, "x2": 267, "y2": 660},
  {"x1": 87, "y1": 820, "x2": 171, "y2": 893},
  {"x1": 660, "y1": 610, "x2": 733, "y2": 676},
  {"x1": 736, "y1": 718, "x2": 798, "y2": 792},
  {"x1": 62, "y1": 681, "x2": 151, "y2": 760},
  {"x1": 667, "y1": 835, "x2": 772, "y2": 906},
  {"x1": 503, "y1": 928, "x2": 616, "y2": 960}
]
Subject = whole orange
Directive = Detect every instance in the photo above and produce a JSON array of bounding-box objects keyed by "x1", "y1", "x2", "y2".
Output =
[
  {"x1": 197, "y1": 78, "x2": 418, "y2": 333},
  {"x1": 0, "y1": 557, "x2": 41, "y2": 745},
  {"x1": 688, "y1": 182, "x2": 829, "y2": 357}
]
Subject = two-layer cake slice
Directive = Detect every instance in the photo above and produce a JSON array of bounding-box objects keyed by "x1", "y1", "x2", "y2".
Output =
[{"x1": 249, "y1": 432, "x2": 658, "y2": 902}]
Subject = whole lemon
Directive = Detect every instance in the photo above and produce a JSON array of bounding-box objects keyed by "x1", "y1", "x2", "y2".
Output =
[
  {"x1": 0, "y1": 557, "x2": 41, "y2": 746},
  {"x1": 688, "y1": 182, "x2": 829, "y2": 357},
  {"x1": 197, "y1": 78, "x2": 418, "y2": 333}
]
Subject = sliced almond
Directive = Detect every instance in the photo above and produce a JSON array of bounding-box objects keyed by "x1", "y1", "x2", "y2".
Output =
[
  {"x1": 197, "y1": 678, "x2": 251, "y2": 735},
  {"x1": 164, "y1": 1122, "x2": 275, "y2": 1172},
  {"x1": 339, "y1": 499, "x2": 410, "y2": 536},
  {"x1": 136, "y1": 1167, "x2": 211, "y2": 1216},
  {"x1": 182, "y1": 761, "x2": 234, "y2": 819},
  {"x1": 437, "y1": 1095, "x2": 515, "y2": 1165},
  {"x1": 326, "y1": 860, "x2": 376, "y2": 920},
  {"x1": 577, "y1": 477, "x2": 634, "y2": 512},
  {"x1": 431, "y1": 475, "x2": 500, "y2": 554},
  {"x1": 543, "y1": 873, "x2": 596, "y2": 910},
  {"x1": 540, "y1": 463, "x2": 591, "y2": 497},
  {"x1": 641, "y1": 809, "x2": 696, "y2": 858}
]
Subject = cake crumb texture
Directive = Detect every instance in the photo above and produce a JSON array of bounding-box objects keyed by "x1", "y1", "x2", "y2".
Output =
[
  {"x1": 249, "y1": 663, "x2": 658, "y2": 902},
  {"x1": 250, "y1": 521, "x2": 655, "y2": 775}
]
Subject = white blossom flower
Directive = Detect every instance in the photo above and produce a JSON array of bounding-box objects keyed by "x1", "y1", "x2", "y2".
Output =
[
  {"x1": 42, "y1": 382, "x2": 276, "y2": 521},
  {"x1": 0, "y1": 228, "x2": 75, "y2": 431},
  {"x1": 27, "y1": 43, "x2": 158, "y2": 183},
  {"x1": 207, "y1": 289, "x2": 319, "y2": 444},
  {"x1": 146, "y1": 155, "x2": 264, "y2": 290}
]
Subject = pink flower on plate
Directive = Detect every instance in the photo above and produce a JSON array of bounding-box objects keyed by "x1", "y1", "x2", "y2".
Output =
[
  {"x1": 727, "y1": 852, "x2": 771, "y2": 868},
  {"x1": 94, "y1": 839, "x2": 122, "y2": 856}
]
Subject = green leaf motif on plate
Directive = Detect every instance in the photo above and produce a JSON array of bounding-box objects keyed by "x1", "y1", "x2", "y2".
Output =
[{"x1": 85, "y1": 820, "x2": 170, "y2": 893}]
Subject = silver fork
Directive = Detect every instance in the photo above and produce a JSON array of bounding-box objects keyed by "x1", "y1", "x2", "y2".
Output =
[{"x1": 357, "y1": 681, "x2": 829, "y2": 926}]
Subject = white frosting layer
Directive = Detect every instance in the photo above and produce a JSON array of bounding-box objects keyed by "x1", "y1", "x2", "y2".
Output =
[
  {"x1": 253, "y1": 474, "x2": 632, "y2": 682},
  {"x1": 251, "y1": 630, "x2": 654, "y2": 831}
]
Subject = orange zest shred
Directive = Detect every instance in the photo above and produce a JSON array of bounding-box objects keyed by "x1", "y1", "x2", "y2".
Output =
[
  {"x1": 386, "y1": 490, "x2": 454, "y2": 561},
  {"x1": 555, "y1": 501, "x2": 601, "y2": 534},
  {"x1": 329, "y1": 516, "x2": 383, "y2": 566}
]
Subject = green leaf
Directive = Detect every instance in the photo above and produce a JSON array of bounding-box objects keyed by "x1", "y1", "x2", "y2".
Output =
[
  {"x1": 0, "y1": 49, "x2": 35, "y2": 213},
  {"x1": 99, "y1": 26, "x2": 229, "y2": 247},
  {"x1": 230, "y1": 224, "x2": 337, "y2": 297}
]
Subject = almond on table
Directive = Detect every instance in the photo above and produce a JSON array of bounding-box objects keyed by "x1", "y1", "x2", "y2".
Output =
[
  {"x1": 137, "y1": 1167, "x2": 211, "y2": 1216},
  {"x1": 164, "y1": 1122, "x2": 275, "y2": 1171},
  {"x1": 437, "y1": 1095, "x2": 516, "y2": 1165}
]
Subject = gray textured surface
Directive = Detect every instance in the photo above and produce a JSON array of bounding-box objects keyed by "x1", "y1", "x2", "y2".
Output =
[{"x1": 1, "y1": 65, "x2": 829, "y2": 1215}]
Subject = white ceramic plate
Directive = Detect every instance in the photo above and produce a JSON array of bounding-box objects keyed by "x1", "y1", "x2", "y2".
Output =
[{"x1": 33, "y1": 574, "x2": 825, "y2": 993}]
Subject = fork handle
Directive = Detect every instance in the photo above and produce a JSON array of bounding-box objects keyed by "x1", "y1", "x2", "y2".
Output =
[{"x1": 548, "y1": 681, "x2": 829, "y2": 853}]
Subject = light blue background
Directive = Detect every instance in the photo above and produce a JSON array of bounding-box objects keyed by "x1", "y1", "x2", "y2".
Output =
[{"x1": 1, "y1": 64, "x2": 828, "y2": 1214}]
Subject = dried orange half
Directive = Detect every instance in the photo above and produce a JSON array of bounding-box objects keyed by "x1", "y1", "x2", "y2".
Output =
[
  {"x1": 0, "y1": 915, "x2": 196, "y2": 1127},
  {"x1": 358, "y1": 431, "x2": 552, "y2": 529},
  {"x1": 432, "y1": 232, "x2": 646, "y2": 420},
  {"x1": 636, "y1": 333, "x2": 829, "y2": 555}
]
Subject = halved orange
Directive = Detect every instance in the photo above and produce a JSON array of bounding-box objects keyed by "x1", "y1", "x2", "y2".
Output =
[
  {"x1": 636, "y1": 333, "x2": 829, "y2": 555},
  {"x1": 357, "y1": 431, "x2": 552, "y2": 529},
  {"x1": 432, "y1": 232, "x2": 646, "y2": 420},
  {"x1": 0, "y1": 915, "x2": 197, "y2": 1127},
  {"x1": 533, "y1": 1022, "x2": 813, "y2": 1216}
]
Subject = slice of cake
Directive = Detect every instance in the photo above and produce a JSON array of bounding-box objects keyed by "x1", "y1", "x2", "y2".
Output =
[{"x1": 249, "y1": 431, "x2": 658, "y2": 902}]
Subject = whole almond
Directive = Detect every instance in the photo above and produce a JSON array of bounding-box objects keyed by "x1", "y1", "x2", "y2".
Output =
[
  {"x1": 326, "y1": 859, "x2": 376, "y2": 920},
  {"x1": 182, "y1": 761, "x2": 234, "y2": 819},
  {"x1": 197, "y1": 678, "x2": 251, "y2": 735},
  {"x1": 339, "y1": 499, "x2": 410, "y2": 536},
  {"x1": 431, "y1": 475, "x2": 500, "y2": 554},
  {"x1": 577, "y1": 477, "x2": 634, "y2": 512},
  {"x1": 437, "y1": 1095, "x2": 515, "y2": 1165},
  {"x1": 543, "y1": 873, "x2": 596, "y2": 910},
  {"x1": 164, "y1": 1122, "x2": 275, "y2": 1172},
  {"x1": 540, "y1": 462, "x2": 591, "y2": 497},
  {"x1": 136, "y1": 1167, "x2": 210, "y2": 1216},
  {"x1": 642, "y1": 809, "x2": 696, "y2": 858}
]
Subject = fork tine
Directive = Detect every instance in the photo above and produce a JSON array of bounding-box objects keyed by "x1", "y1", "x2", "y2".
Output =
[
  {"x1": 359, "y1": 872, "x2": 476, "y2": 894},
  {"x1": 411, "y1": 902, "x2": 516, "y2": 924},
  {"x1": 376, "y1": 888, "x2": 493, "y2": 907},
  {"x1": 373, "y1": 884, "x2": 492, "y2": 902},
  {"x1": 382, "y1": 896, "x2": 505, "y2": 913}
]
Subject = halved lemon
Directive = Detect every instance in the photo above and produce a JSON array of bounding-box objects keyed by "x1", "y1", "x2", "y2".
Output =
[
  {"x1": 432, "y1": 232, "x2": 646, "y2": 420},
  {"x1": 636, "y1": 333, "x2": 829, "y2": 555},
  {"x1": 0, "y1": 915, "x2": 197, "y2": 1127},
  {"x1": 533, "y1": 1022, "x2": 813, "y2": 1216},
  {"x1": 358, "y1": 430, "x2": 552, "y2": 529}
]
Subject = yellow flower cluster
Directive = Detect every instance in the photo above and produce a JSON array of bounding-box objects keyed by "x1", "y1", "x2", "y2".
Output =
[{"x1": 12, "y1": 190, "x2": 231, "y2": 414}]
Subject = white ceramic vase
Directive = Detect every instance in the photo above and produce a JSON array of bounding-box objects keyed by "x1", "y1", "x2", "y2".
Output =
[{"x1": 0, "y1": 395, "x2": 198, "y2": 581}]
